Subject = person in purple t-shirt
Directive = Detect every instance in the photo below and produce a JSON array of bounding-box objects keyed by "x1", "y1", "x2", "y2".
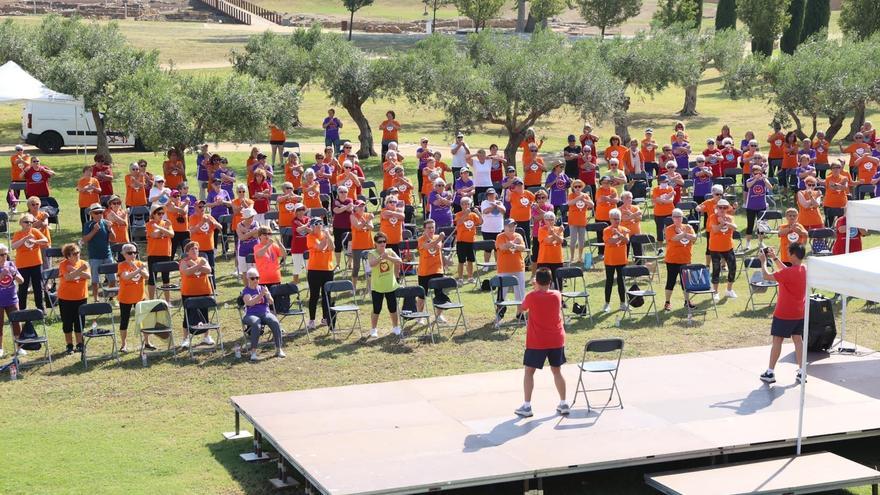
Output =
[
  {"x1": 0, "y1": 244, "x2": 23, "y2": 357},
  {"x1": 322, "y1": 108, "x2": 343, "y2": 154},
  {"x1": 240, "y1": 267, "x2": 284, "y2": 361},
  {"x1": 213, "y1": 158, "x2": 236, "y2": 198},
  {"x1": 744, "y1": 165, "x2": 772, "y2": 249},
  {"x1": 672, "y1": 132, "x2": 691, "y2": 170},
  {"x1": 331, "y1": 187, "x2": 354, "y2": 262},
  {"x1": 691, "y1": 156, "x2": 713, "y2": 204},
  {"x1": 452, "y1": 168, "x2": 475, "y2": 214},
  {"x1": 312, "y1": 161, "x2": 334, "y2": 196},
  {"x1": 428, "y1": 179, "x2": 454, "y2": 228},
  {"x1": 545, "y1": 162, "x2": 571, "y2": 214}
]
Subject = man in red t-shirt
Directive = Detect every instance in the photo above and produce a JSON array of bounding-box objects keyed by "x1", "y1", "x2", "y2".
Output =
[
  {"x1": 515, "y1": 267, "x2": 570, "y2": 418},
  {"x1": 758, "y1": 243, "x2": 807, "y2": 385}
]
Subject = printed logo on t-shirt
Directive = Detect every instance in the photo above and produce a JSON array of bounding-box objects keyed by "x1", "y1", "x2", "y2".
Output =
[
  {"x1": 130, "y1": 270, "x2": 142, "y2": 283},
  {"x1": 344, "y1": 180, "x2": 354, "y2": 188},
  {"x1": 775, "y1": 140, "x2": 782, "y2": 146},
  {"x1": 752, "y1": 185, "x2": 765, "y2": 195},
  {"x1": 292, "y1": 171, "x2": 300, "y2": 177},
  {"x1": 530, "y1": 163, "x2": 539, "y2": 171},
  {"x1": 308, "y1": 191, "x2": 316, "y2": 197},
  {"x1": 575, "y1": 200, "x2": 585, "y2": 210},
  {"x1": 31, "y1": 172, "x2": 43, "y2": 182},
  {"x1": 200, "y1": 222, "x2": 210, "y2": 233},
  {"x1": 519, "y1": 197, "x2": 530, "y2": 206},
  {"x1": 0, "y1": 272, "x2": 14, "y2": 288},
  {"x1": 680, "y1": 237, "x2": 690, "y2": 245},
  {"x1": 817, "y1": 147, "x2": 825, "y2": 153},
  {"x1": 610, "y1": 151, "x2": 619, "y2": 158},
  {"x1": 856, "y1": 148, "x2": 866, "y2": 156},
  {"x1": 379, "y1": 260, "x2": 390, "y2": 272},
  {"x1": 389, "y1": 217, "x2": 398, "y2": 225},
  {"x1": 285, "y1": 202, "x2": 295, "y2": 211},
  {"x1": 787, "y1": 232, "x2": 800, "y2": 242},
  {"x1": 725, "y1": 154, "x2": 734, "y2": 161},
  {"x1": 399, "y1": 185, "x2": 407, "y2": 192},
  {"x1": 386, "y1": 125, "x2": 394, "y2": 131},
  {"x1": 720, "y1": 226, "x2": 729, "y2": 233},
  {"x1": 23, "y1": 239, "x2": 34, "y2": 249},
  {"x1": 463, "y1": 220, "x2": 474, "y2": 230},
  {"x1": 864, "y1": 162, "x2": 874, "y2": 170}
]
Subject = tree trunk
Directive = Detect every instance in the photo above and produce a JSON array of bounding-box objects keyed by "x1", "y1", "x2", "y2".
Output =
[
  {"x1": 845, "y1": 100, "x2": 866, "y2": 141},
  {"x1": 809, "y1": 113, "x2": 817, "y2": 140},
  {"x1": 174, "y1": 142, "x2": 188, "y2": 174},
  {"x1": 343, "y1": 99, "x2": 375, "y2": 159},
  {"x1": 91, "y1": 108, "x2": 112, "y2": 163},
  {"x1": 788, "y1": 111, "x2": 807, "y2": 140},
  {"x1": 524, "y1": 13, "x2": 536, "y2": 33},
  {"x1": 515, "y1": 0, "x2": 526, "y2": 32},
  {"x1": 613, "y1": 96, "x2": 631, "y2": 144},
  {"x1": 824, "y1": 114, "x2": 845, "y2": 142},
  {"x1": 678, "y1": 84, "x2": 698, "y2": 116},
  {"x1": 750, "y1": 37, "x2": 774, "y2": 57},
  {"x1": 600, "y1": 25, "x2": 606, "y2": 40},
  {"x1": 348, "y1": 10, "x2": 354, "y2": 41},
  {"x1": 503, "y1": 127, "x2": 528, "y2": 171}
]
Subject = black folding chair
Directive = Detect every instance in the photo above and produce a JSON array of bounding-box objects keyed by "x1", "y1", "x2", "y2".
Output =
[
  {"x1": 556, "y1": 266, "x2": 592, "y2": 325},
  {"x1": 428, "y1": 276, "x2": 468, "y2": 337},
  {"x1": 571, "y1": 338, "x2": 624, "y2": 412},
  {"x1": 808, "y1": 228, "x2": 835, "y2": 256},
  {"x1": 743, "y1": 257, "x2": 779, "y2": 311},
  {"x1": 98, "y1": 263, "x2": 119, "y2": 302},
  {"x1": 270, "y1": 283, "x2": 308, "y2": 341},
  {"x1": 472, "y1": 240, "x2": 497, "y2": 287},
  {"x1": 490, "y1": 275, "x2": 524, "y2": 330},
  {"x1": 41, "y1": 267, "x2": 59, "y2": 319},
  {"x1": 182, "y1": 296, "x2": 222, "y2": 358},
  {"x1": 11, "y1": 309, "x2": 51, "y2": 369},
  {"x1": 324, "y1": 280, "x2": 363, "y2": 340},
  {"x1": 79, "y1": 302, "x2": 119, "y2": 368},
  {"x1": 151, "y1": 260, "x2": 181, "y2": 309},
  {"x1": 622, "y1": 265, "x2": 660, "y2": 325},
  {"x1": 395, "y1": 286, "x2": 434, "y2": 343}
]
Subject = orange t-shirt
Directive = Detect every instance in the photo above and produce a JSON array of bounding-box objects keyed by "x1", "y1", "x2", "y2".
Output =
[
  {"x1": 58, "y1": 258, "x2": 89, "y2": 301},
  {"x1": 269, "y1": 125, "x2": 286, "y2": 142},
  {"x1": 708, "y1": 220, "x2": 735, "y2": 252},
  {"x1": 602, "y1": 226, "x2": 630, "y2": 267},
  {"x1": 603, "y1": 145, "x2": 628, "y2": 164},
  {"x1": 380, "y1": 119, "x2": 399, "y2": 142},
  {"x1": 13, "y1": 229, "x2": 45, "y2": 268},
  {"x1": 189, "y1": 213, "x2": 216, "y2": 251},
  {"x1": 380, "y1": 210, "x2": 403, "y2": 245},
  {"x1": 701, "y1": 196, "x2": 720, "y2": 226},
  {"x1": 302, "y1": 183, "x2": 322, "y2": 209},
  {"x1": 843, "y1": 143, "x2": 871, "y2": 168},
  {"x1": 180, "y1": 260, "x2": 212, "y2": 296},
  {"x1": 537, "y1": 225, "x2": 564, "y2": 263},
  {"x1": 393, "y1": 178, "x2": 414, "y2": 205},
  {"x1": 619, "y1": 204, "x2": 641, "y2": 235},
  {"x1": 246, "y1": 157, "x2": 258, "y2": 183},
  {"x1": 231, "y1": 197, "x2": 254, "y2": 231},
  {"x1": 351, "y1": 214, "x2": 374, "y2": 250},
  {"x1": 742, "y1": 150, "x2": 755, "y2": 175},
  {"x1": 306, "y1": 231, "x2": 334, "y2": 271},
  {"x1": 823, "y1": 173, "x2": 850, "y2": 208},
  {"x1": 798, "y1": 190, "x2": 824, "y2": 226},
  {"x1": 454, "y1": 211, "x2": 481, "y2": 243},
  {"x1": 640, "y1": 139, "x2": 657, "y2": 163},
  {"x1": 422, "y1": 163, "x2": 448, "y2": 197},
  {"x1": 125, "y1": 174, "x2": 148, "y2": 207},
  {"x1": 854, "y1": 156, "x2": 879, "y2": 183},
  {"x1": 278, "y1": 197, "x2": 298, "y2": 227},
  {"x1": 34, "y1": 210, "x2": 51, "y2": 246},
  {"x1": 104, "y1": 210, "x2": 129, "y2": 244},
  {"x1": 146, "y1": 220, "x2": 173, "y2": 257},
  {"x1": 77, "y1": 177, "x2": 100, "y2": 208},
  {"x1": 117, "y1": 261, "x2": 146, "y2": 305},
  {"x1": 595, "y1": 186, "x2": 617, "y2": 222},
  {"x1": 767, "y1": 132, "x2": 785, "y2": 159},
  {"x1": 163, "y1": 160, "x2": 184, "y2": 189},
  {"x1": 495, "y1": 232, "x2": 525, "y2": 273},
  {"x1": 782, "y1": 144, "x2": 799, "y2": 169},
  {"x1": 167, "y1": 201, "x2": 189, "y2": 233},
  {"x1": 812, "y1": 139, "x2": 830, "y2": 164},
  {"x1": 567, "y1": 192, "x2": 591, "y2": 227},
  {"x1": 520, "y1": 139, "x2": 541, "y2": 167},
  {"x1": 664, "y1": 224, "x2": 695, "y2": 264},
  {"x1": 417, "y1": 235, "x2": 443, "y2": 276},
  {"x1": 508, "y1": 190, "x2": 535, "y2": 222},
  {"x1": 778, "y1": 224, "x2": 807, "y2": 264},
  {"x1": 10, "y1": 153, "x2": 28, "y2": 181},
  {"x1": 255, "y1": 242, "x2": 283, "y2": 285},
  {"x1": 652, "y1": 186, "x2": 675, "y2": 217},
  {"x1": 285, "y1": 165, "x2": 303, "y2": 189},
  {"x1": 523, "y1": 157, "x2": 545, "y2": 186}
]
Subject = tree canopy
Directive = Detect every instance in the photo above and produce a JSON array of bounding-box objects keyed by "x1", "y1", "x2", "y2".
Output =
[
  {"x1": 779, "y1": 0, "x2": 804, "y2": 54},
  {"x1": 452, "y1": 0, "x2": 507, "y2": 32},
  {"x1": 714, "y1": 0, "x2": 736, "y2": 30},
  {"x1": 799, "y1": 0, "x2": 829, "y2": 42},
  {"x1": 736, "y1": 0, "x2": 791, "y2": 56},
  {"x1": 572, "y1": 0, "x2": 643, "y2": 38},
  {"x1": 653, "y1": 0, "x2": 700, "y2": 30},
  {"x1": 839, "y1": 0, "x2": 880, "y2": 41},
  {"x1": 341, "y1": 0, "x2": 374, "y2": 40}
]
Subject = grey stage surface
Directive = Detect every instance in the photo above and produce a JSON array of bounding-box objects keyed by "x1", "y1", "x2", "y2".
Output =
[{"x1": 230, "y1": 344, "x2": 880, "y2": 495}]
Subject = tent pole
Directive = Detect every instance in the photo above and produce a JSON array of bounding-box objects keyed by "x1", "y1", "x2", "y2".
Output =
[
  {"x1": 841, "y1": 217, "x2": 851, "y2": 347},
  {"x1": 796, "y1": 280, "x2": 812, "y2": 455}
]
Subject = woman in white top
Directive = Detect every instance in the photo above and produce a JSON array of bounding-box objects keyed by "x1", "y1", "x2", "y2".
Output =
[
  {"x1": 148, "y1": 176, "x2": 171, "y2": 206},
  {"x1": 480, "y1": 188, "x2": 505, "y2": 265},
  {"x1": 471, "y1": 148, "x2": 494, "y2": 198}
]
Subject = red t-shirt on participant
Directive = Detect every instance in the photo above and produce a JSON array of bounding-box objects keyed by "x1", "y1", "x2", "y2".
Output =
[
  {"x1": 521, "y1": 289, "x2": 565, "y2": 349},
  {"x1": 773, "y1": 264, "x2": 806, "y2": 320}
]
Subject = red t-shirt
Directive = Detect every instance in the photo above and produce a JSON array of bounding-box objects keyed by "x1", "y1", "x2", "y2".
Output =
[
  {"x1": 24, "y1": 166, "x2": 50, "y2": 197},
  {"x1": 832, "y1": 215, "x2": 862, "y2": 255},
  {"x1": 773, "y1": 264, "x2": 806, "y2": 320},
  {"x1": 291, "y1": 216, "x2": 309, "y2": 254},
  {"x1": 521, "y1": 289, "x2": 565, "y2": 349},
  {"x1": 92, "y1": 163, "x2": 113, "y2": 195},
  {"x1": 248, "y1": 180, "x2": 271, "y2": 214}
]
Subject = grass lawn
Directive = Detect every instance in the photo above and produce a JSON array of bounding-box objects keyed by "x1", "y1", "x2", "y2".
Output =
[{"x1": 0, "y1": 148, "x2": 879, "y2": 494}]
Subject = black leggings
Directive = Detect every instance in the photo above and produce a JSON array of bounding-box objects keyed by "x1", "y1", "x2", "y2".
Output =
[
  {"x1": 120, "y1": 302, "x2": 134, "y2": 331},
  {"x1": 307, "y1": 270, "x2": 334, "y2": 321},
  {"x1": 824, "y1": 207, "x2": 844, "y2": 228},
  {"x1": 371, "y1": 290, "x2": 397, "y2": 314},
  {"x1": 710, "y1": 250, "x2": 736, "y2": 284},
  {"x1": 604, "y1": 264, "x2": 626, "y2": 303},
  {"x1": 59, "y1": 298, "x2": 86, "y2": 334},
  {"x1": 516, "y1": 221, "x2": 531, "y2": 249},
  {"x1": 171, "y1": 231, "x2": 190, "y2": 258},
  {"x1": 745, "y1": 208, "x2": 765, "y2": 236},
  {"x1": 655, "y1": 216, "x2": 669, "y2": 242},
  {"x1": 18, "y1": 265, "x2": 43, "y2": 311},
  {"x1": 665, "y1": 263, "x2": 685, "y2": 292}
]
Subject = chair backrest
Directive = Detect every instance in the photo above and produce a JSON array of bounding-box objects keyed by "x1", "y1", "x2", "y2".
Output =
[
  {"x1": 743, "y1": 257, "x2": 767, "y2": 270},
  {"x1": 98, "y1": 263, "x2": 117, "y2": 275},
  {"x1": 714, "y1": 177, "x2": 734, "y2": 188},
  {"x1": 724, "y1": 167, "x2": 743, "y2": 178},
  {"x1": 264, "y1": 210, "x2": 279, "y2": 221},
  {"x1": 555, "y1": 266, "x2": 584, "y2": 280},
  {"x1": 183, "y1": 295, "x2": 217, "y2": 310},
  {"x1": 629, "y1": 180, "x2": 647, "y2": 199},
  {"x1": 622, "y1": 264, "x2": 651, "y2": 279},
  {"x1": 245, "y1": 254, "x2": 255, "y2": 264},
  {"x1": 808, "y1": 227, "x2": 834, "y2": 239},
  {"x1": 44, "y1": 247, "x2": 63, "y2": 260},
  {"x1": 586, "y1": 222, "x2": 608, "y2": 234},
  {"x1": 585, "y1": 337, "x2": 624, "y2": 354},
  {"x1": 309, "y1": 208, "x2": 328, "y2": 220},
  {"x1": 629, "y1": 234, "x2": 655, "y2": 247},
  {"x1": 42, "y1": 267, "x2": 59, "y2": 282},
  {"x1": 0, "y1": 211, "x2": 8, "y2": 234},
  {"x1": 153, "y1": 260, "x2": 178, "y2": 274},
  {"x1": 395, "y1": 285, "x2": 425, "y2": 300},
  {"x1": 270, "y1": 282, "x2": 300, "y2": 297},
  {"x1": 676, "y1": 200, "x2": 697, "y2": 212},
  {"x1": 471, "y1": 240, "x2": 496, "y2": 252},
  {"x1": 79, "y1": 302, "x2": 114, "y2": 316},
  {"x1": 324, "y1": 279, "x2": 354, "y2": 295},
  {"x1": 760, "y1": 209, "x2": 783, "y2": 221},
  {"x1": 218, "y1": 214, "x2": 233, "y2": 227},
  {"x1": 489, "y1": 275, "x2": 519, "y2": 288},
  {"x1": 400, "y1": 239, "x2": 419, "y2": 251},
  {"x1": 427, "y1": 276, "x2": 458, "y2": 292},
  {"x1": 10, "y1": 308, "x2": 44, "y2": 323},
  {"x1": 235, "y1": 294, "x2": 245, "y2": 310}
]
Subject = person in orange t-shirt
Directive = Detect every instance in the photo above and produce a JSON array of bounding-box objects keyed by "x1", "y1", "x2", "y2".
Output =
[
  {"x1": 838, "y1": 133, "x2": 872, "y2": 173},
  {"x1": 663, "y1": 208, "x2": 697, "y2": 311},
  {"x1": 416, "y1": 219, "x2": 449, "y2": 317},
  {"x1": 853, "y1": 154, "x2": 880, "y2": 193},
  {"x1": 254, "y1": 227, "x2": 284, "y2": 287},
  {"x1": 25, "y1": 197, "x2": 51, "y2": 271},
  {"x1": 125, "y1": 162, "x2": 149, "y2": 207},
  {"x1": 536, "y1": 211, "x2": 564, "y2": 283},
  {"x1": 117, "y1": 243, "x2": 148, "y2": 352},
  {"x1": 618, "y1": 192, "x2": 642, "y2": 241},
  {"x1": 777, "y1": 208, "x2": 808, "y2": 266},
  {"x1": 797, "y1": 177, "x2": 825, "y2": 229},
  {"x1": 284, "y1": 152, "x2": 304, "y2": 190},
  {"x1": 812, "y1": 132, "x2": 831, "y2": 178},
  {"x1": 651, "y1": 175, "x2": 676, "y2": 241},
  {"x1": 495, "y1": 220, "x2": 528, "y2": 313},
  {"x1": 58, "y1": 243, "x2": 90, "y2": 353},
  {"x1": 390, "y1": 166, "x2": 414, "y2": 205},
  {"x1": 379, "y1": 197, "x2": 405, "y2": 253},
  {"x1": 163, "y1": 149, "x2": 185, "y2": 190},
  {"x1": 779, "y1": 132, "x2": 799, "y2": 190},
  {"x1": 454, "y1": 197, "x2": 482, "y2": 283},
  {"x1": 594, "y1": 175, "x2": 618, "y2": 224},
  {"x1": 301, "y1": 169, "x2": 322, "y2": 210},
  {"x1": 766, "y1": 123, "x2": 785, "y2": 177},
  {"x1": 641, "y1": 129, "x2": 658, "y2": 176},
  {"x1": 276, "y1": 182, "x2": 302, "y2": 229},
  {"x1": 145, "y1": 205, "x2": 174, "y2": 301},
  {"x1": 379, "y1": 111, "x2": 401, "y2": 159},
  {"x1": 602, "y1": 209, "x2": 630, "y2": 311},
  {"x1": 507, "y1": 180, "x2": 536, "y2": 245},
  {"x1": 305, "y1": 218, "x2": 335, "y2": 329},
  {"x1": 76, "y1": 166, "x2": 101, "y2": 226},
  {"x1": 178, "y1": 241, "x2": 214, "y2": 348},
  {"x1": 523, "y1": 154, "x2": 546, "y2": 187},
  {"x1": 822, "y1": 162, "x2": 851, "y2": 227},
  {"x1": 566, "y1": 180, "x2": 593, "y2": 262},
  {"x1": 603, "y1": 135, "x2": 628, "y2": 166},
  {"x1": 12, "y1": 213, "x2": 48, "y2": 312},
  {"x1": 104, "y1": 196, "x2": 130, "y2": 245},
  {"x1": 708, "y1": 200, "x2": 738, "y2": 298},
  {"x1": 245, "y1": 147, "x2": 260, "y2": 183},
  {"x1": 8, "y1": 145, "x2": 29, "y2": 212},
  {"x1": 269, "y1": 125, "x2": 286, "y2": 167},
  {"x1": 350, "y1": 202, "x2": 374, "y2": 292},
  {"x1": 189, "y1": 201, "x2": 222, "y2": 285},
  {"x1": 520, "y1": 129, "x2": 544, "y2": 169}
]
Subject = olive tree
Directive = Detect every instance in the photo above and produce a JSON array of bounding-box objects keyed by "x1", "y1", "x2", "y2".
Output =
[
  {"x1": 453, "y1": 0, "x2": 507, "y2": 32},
  {"x1": 572, "y1": 0, "x2": 643, "y2": 39},
  {"x1": 668, "y1": 27, "x2": 747, "y2": 116},
  {"x1": 736, "y1": 0, "x2": 791, "y2": 56},
  {"x1": 839, "y1": 0, "x2": 880, "y2": 41},
  {"x1": 397, "y1": 31, "x2": 621, "y2": 168}
]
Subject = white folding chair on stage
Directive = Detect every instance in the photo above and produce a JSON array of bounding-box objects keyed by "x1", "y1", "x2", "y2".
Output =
[
  {"x1": 11, "y1": 308, "x2": 51, "y2": 370},
  {"x1": 555, "y1": 267, "x2": 592, "y2": 325},
  {"x1": 428, "y1": 276, "x2": 468, "y2": 337},
  {"x1": 395, "y1": 286, "x2": 434, "y2": 343},
  {"x1": 622, "y1": 265, "x2": 660, "y2": 325},
  {"x1": 79, "y1": 302, "x2": 120, "y2": 368},
  {"x1": 571, "y1": 338, "x2": 624, "y2": 412},
  {"x1": 182, "y1": 296, "x2": 222, "y2": 358},
  {"x1": 135, "y1": 300, "x2": 175, "y2": 365},
  {"x1": 490, "y1": 275, "x2": 523, "y2": 330},
  {"x1": 269, "y1": 283, "x2": 308, "y2": 342},
  {"x1": 323, "y1": 280, "x2": 364, "y2": 340},
  {"x1": 743, "y1": 257, "x2": 778, "y2": 311},
  {"x1": 680, "y1": 264, "x2": 718, "y2": 322}
]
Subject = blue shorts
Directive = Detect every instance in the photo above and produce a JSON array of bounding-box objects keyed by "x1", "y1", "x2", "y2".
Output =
[
  {"x1": 771, "y1": 317, "x2": 804, "y2": 338},
  {"x1": 523, "y1": 347, "x2": 566, "y2": 369},
  {"x1": 88, "y1": 257, "x2": 116, "y2": 285}
]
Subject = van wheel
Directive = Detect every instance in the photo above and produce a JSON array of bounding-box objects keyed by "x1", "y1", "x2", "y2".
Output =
[{"x1": 37, "y1": 131, "x2": 64, "y2": 154}]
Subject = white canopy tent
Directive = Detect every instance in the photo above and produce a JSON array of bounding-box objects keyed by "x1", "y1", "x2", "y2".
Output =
[
  {"x1": 796, "y1": 197, "x2": 880, "y2": 454},
  {"x1": 0, "y1": 61, "x2": 75, "y2": 102}
]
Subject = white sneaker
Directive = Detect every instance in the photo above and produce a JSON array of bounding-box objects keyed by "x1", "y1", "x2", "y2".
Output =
[
  {"x1": 620, "y1": 303, "x2": 629, "y2": 312},
  {"x1": 307, "y1": 320, "x2": 316, "y2": 330},
  {"x1": 179, "y1": 338, "x2": 191, "y2": 349},
  {"x1": 712, "y1": 293, "x2": 720, "y2": 302},
  {"x1": 418, "y1": 318, "x2": 428, "y2": 326},
  {"x1": 0, "y1": 348, "x2": 4, "y2": 358},
  {"x1": 250, "y1": 351, "x2": 258, "y2": 361},
  {"x1": 437, "y1": 314, "x2": 449, "y2": 324},
  {"x1": 726, "y1": 290, "x2": 738, "y2": 299},
  {"x1": 201, "y1": 335, "x2": 215, "y2": 346},
  {"x1": 602, "y1": 303, "x2": 611, "y2": 313},
  {"x1": 275, "y1": 349, "x2": 286, "y2": 358},
  {"x1": 392, "y1": 327, "x2": 402, "y2": 336},
  {"x1": 369, "y1": 328, "x2": 379, "y2": 338},
  {"x1": 16, "y1": 347, "x2": 27, "y2": 356}
]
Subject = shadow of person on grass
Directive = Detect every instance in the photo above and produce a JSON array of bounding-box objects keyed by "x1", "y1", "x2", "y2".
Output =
[{"x1": 463, "y1": 414, "x2": 557, "y2": 452}]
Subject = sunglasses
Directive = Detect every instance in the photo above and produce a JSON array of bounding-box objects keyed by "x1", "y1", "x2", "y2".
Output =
[
  {"x1": 536, "y1": 196, "x2": 547, "y2": 199},
  {"x1": 376, "y1": 240, "x2": 387, "y2": 244},
  {"x1": 70, "y1": 251, "x2": 81, "y2": 255},
  {"x1": 20, "y1": 220, "x2": 32, "y2": 224},
  {"x1": 573, "y1": 185, "x2": 583, "y2": 189},
  {"x1": 0, "y1": 253, "x2": 8, "y2": 256},
  {"x1": 248, "y1": 276, "x2": 259, "y2": 281},
  {"x1": 125, "y1": 251, "x2": 138, "y2": 255}
]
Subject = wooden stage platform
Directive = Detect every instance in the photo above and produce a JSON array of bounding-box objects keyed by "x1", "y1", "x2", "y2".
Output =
[{"x1": 228, "y1": 345, "x2": 880, "y2": 494}]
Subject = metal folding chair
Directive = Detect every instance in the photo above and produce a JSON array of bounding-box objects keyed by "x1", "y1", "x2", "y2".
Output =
[
  {"x1": 41, "y1": 196, "x2": 61, "y2": 233},
  {"x1": 217, "y1": 214, "x2": 235, "y2": 258},
  {"x1": 680, "y1": 264, "x2": 718, "y2": 322},
  {"x1": 0, "y1": 211, "x2": 10, "y2": 244},
  {"x1": 270, "y1": 283, "x2": 308, "y2": 341},
  {"x1": 630, "y1": 234, "x2": 662, "y2": 282},
  {"x1": 757, "y1": 209, "x2": 783, "y2": 237},
  {"x1": 428, "y1": 276, "x2": 468, "y2": 337},
  {"x1": 808, "y1": 228, "x2": 835, "y2": 256},
  {"x1": 79, "y1": 302, "x2": 119, "y2": 368},
  {"x1": 743, "y1": 257, "x2": 779, "y2": 311},
  {"x1": 43, "y1": 247, "x2": 62, "y2": 267},
  {"x1": 135, "y1": 299, "x2": 175, "y2": 365},
  {"x1": 182, "y1": 296, "x2": 222, "y2": 358},
  {"x1": 395, "y1": 286, "x2": 434, "y2": 343},
  {"x1": 571, "y1": 338, "x2": 624, "y2": 412},
  {"x1": 41, "y1": 267, "x2": 59, "y2": 319},
  {"x1": 622, "y1": 265, "x2": 660, "y2": 325},
  {"x1": 398, "y1": 239, "x2": 419, "y2": 286},
  {"x1": 323, "y1": 280, "x2": 364, "y2": 340},
  {"x1": 472, "y1": 239, "x2": 497, "y2": 286},
  {"x1": 11, "y1": 308, "x2": 51, "y2": 369},
  {"x1": 98, "y1": 263, "x2": 119, "y2": 302},
  {"x1": 151, "y1": 260, "x2": 181, "y2": 309},
  {"x1": 586, "y1": 222, "x2": 608, "y2": 258},
  {"x1": 234, "y1": 295, "x2": 274, "y2": 352},
  {"x1": 128, "y1": 206, "x2": 150, "y2": 244},
  {"x1": 490, "y1": 275, "x2": 524, "y2": 330},
  {"x1": 556, "y1": 266, "x2": 592, "y2": 325}
]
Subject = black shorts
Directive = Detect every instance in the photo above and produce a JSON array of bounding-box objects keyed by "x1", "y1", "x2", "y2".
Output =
[
  {"x1": 456, "y1": 242, "x2": 475, "y2": 263},
  {"x1": 523, "y1": 347, "x2": 566, "y2": 369},
  {"x1": 530, "y1": 240, "x2": 540, "y2": 263},
  {"x1": 482, "y1": 231, "x2": 499, "y2": 241},
  {"x1": 770, "y1": 317, "x2": 804, "y2": 338},
  {"x1": 333, "y1": 228, "x2": 349, "y2": 253},
  {"x1": 269, "y1": 140, "x2": 285, "y2": 146}
]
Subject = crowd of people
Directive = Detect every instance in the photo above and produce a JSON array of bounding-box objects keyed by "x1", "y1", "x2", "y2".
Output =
[{"x1": 1, "y1": 113, "x2": 875, "y2": 362}]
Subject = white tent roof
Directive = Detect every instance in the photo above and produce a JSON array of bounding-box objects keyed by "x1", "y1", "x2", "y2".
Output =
[
  {"x1": 0, "y1": 61, "x2": 75, "y2": 102},
  {"x1": 807, "y1": 247, "x2": 880, "y2": 303},
  {"x1": 846, "y1": 197, "x2": 880, "y2": 231}
]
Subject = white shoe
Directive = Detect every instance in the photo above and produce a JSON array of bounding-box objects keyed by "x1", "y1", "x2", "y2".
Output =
[
  {"x1": 250, "y1": 351, "x2": 258, "y2": 361},
  {"x1": 16, "y1": 347, "x2": 27, "y2": 356},
  {"x1": 418, "y1": 318, "x2": 428, "y2": 326},
  {"x1": 0, "y1": 348, "x2": 4, "y2": 358},
  {"x1": 369, "y1": 328, "x2": 379, "y2": 338},
  {"x1": 179, "y1": 338, "x2": 191, "y2": 349},
  {"x1": 620, "y1": 303, "x2": 629, "y2": 312},
  {"x1": 602, "y1": 303, "x2": 611, "y2": 313},
  {"x1": 726, "y1": 290, "x2": 738, "y2": 299},
  {"x1": 307, "y1": 320, "x2": 316, "y2": 330},
  {"x1": 275, "y1": 349, "x2": 286, "y2": 358},
  {"x1": 712, "y1": 293, "x2": 720, "y2": 302},
  {"x1": 437, "y1": 314, "x2": 449, "y2": 324},
  {"x1": 201, "y1": 335, "x2": 215, "y2": 346},
  {"x1": 392, "y1": 327, "x2": 402, "y2": 336}
]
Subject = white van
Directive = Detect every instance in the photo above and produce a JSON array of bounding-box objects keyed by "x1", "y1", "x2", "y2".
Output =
[{"x1": 21, "y1": 98, "x2": 140, "y2": 153}]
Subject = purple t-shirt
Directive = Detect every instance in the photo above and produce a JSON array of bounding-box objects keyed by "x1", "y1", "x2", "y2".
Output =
[
  {"x1": 313, "y1": 163, "x2": 333, "y2": 195},
  {"x1": 545, "y1": 172, "x2": 571, "y2": 207},
  {"x1": 238, "y1": 222, "x2": 259, "y2": 257},
  {"x1": 745, "y1": 178, "x2": 769, "y2": 210},
  {"x1": 181, "y1": 194, "x2": 198, "y2": 216},
  {"x1": 417, "y1": 147, "x2": 430, "y2": 171},
  {"x1": 323, "y1": 117, "x2": 341, "y2": 141},
  {"x1": 213, "y1": 167, "x2": 236, "y2": 197},
  {"x1": 207, "y1": 189, "x2": 230, "y2": 219},
  {"x1": 453, "y1": 178, "x2": 473, "y2": 206},
  {"x1": 672, "y1": 141, "x2": 690, "y2": 170},
  {"x1": 242, "y1": 286, "x2": 269, "y2": 317},
  {"x1": 691, "y1": 167, "x2": 713, "y2": 200},
  {"x1": 429, "y1": 191, "x2": 453, "y2": 227},
  {"x1": 197, "y1": 155, "x2": 208, "y2": 181},
  {"x1": 740, "y1": 139, "x2": 751, "y2": 153},
  {"x1": 795, "y1": 165, "x2": 816, "y2": 190},
  {"x1": 0, "y1": 261, "x2": 20, "y2": 307},
  {"x1": 332, "y1": 198, "x2": 352, "y2": 229}
]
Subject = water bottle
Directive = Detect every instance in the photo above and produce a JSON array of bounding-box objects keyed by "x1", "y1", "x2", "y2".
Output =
[
  {"x1": 141, "y1": 352, "x2": 148, "y2": 367},
  {"x1": 91, "y1": 321, "x2": 98, "y2": 335},
  {"x1": 234, "y1": 344, "x2": 241, "y2": 359},
  {"x1": 9, "y1": 361, "x2": 18, "y2": 381}
]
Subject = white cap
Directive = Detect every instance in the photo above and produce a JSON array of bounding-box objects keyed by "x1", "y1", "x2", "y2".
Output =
[
  {"x1": 717, "y1": 199, "x2": 730, "y2": 207},
  {"x1": 14, "y1": 144, "x2": 24, "y2": 151},
  {"x1": 241, "y1": 208, "x2": 256, "y2": 219}
]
